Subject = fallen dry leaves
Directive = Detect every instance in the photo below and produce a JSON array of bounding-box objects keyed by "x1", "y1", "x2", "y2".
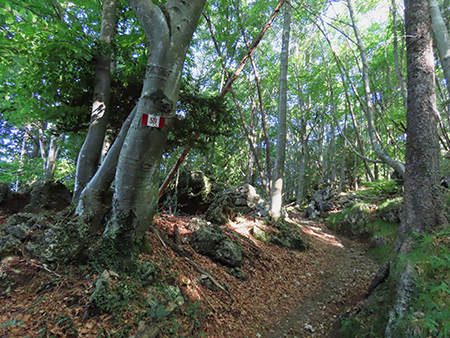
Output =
[{"x1": 0, "y1": 212, "x2": 378, "y2": 338}]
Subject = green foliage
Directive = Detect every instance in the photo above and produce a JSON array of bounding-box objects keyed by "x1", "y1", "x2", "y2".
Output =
[
  {"x1": 338, "y1": 291, "x2": 393, "y2": 338},
  {"x1": 167, "y1": 79, "x2": 236, "y2": 151},
  {"x1": 400, "y1": 228, "x2": 450, "y2": 337},
  {"x1": 364, "y1": 180, "x2": 403, "y2": 196}
]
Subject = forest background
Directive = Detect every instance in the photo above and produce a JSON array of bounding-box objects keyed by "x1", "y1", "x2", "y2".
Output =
[
  {"x1": 2, "y1": 0, "x2": 433, "y2": 201},
  {"x1": 2, "y1": 0, "x2": 450, "y2": 336}
]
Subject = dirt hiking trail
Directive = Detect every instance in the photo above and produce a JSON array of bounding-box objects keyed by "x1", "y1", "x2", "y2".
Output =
[{"x1": 263, "y1": 215, "x2": 379, "y2": 338}]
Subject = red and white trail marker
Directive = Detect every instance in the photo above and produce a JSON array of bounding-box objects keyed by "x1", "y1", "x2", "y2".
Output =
[{"x1": 141, "y1": 114, "x2": 165, "y2": 128}]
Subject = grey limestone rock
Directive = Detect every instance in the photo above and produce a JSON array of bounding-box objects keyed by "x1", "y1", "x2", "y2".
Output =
[{"x1": 190, "y1": 224, "x2": 243, "y2": 267}]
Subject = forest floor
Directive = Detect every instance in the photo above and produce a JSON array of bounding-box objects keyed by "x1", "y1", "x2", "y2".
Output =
[{"x1": 0, "y1": 195, "x2": 379, "y2": 338}]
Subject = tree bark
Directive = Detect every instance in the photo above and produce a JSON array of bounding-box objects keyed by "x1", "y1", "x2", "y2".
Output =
[
  {"x1": 430, "y1": 0, "x2": 450, "y2": 100},
  {"x1": 394, "y1": 0, "x2": 448, "y2": 255},
  {"x1": 338, "y1": 114, "x2": 348, "y2": 194},
  {"x1": 45, "y1": 134, "x2": 61, "y2": 181},
  {"x1": 76, "y1": 107, "x2": 137, "y2": 227},
  {"x1": 386, "y1": 0, "x2": 448, "y2": 333},
  {"x1": 98, "y1": 0, "x2": 206, "y2": 270},
  {"x1": 73, "y1": 0, "x2": 117, "y2": 203},
  {"x1": 269, "y1": 4, "x2": 291, "y2": 220},
  {"x1": 391, "y1": 0, "x2": 408, "y2": 109}
]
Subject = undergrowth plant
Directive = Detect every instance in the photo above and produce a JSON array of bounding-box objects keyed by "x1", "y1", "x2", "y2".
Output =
[
  {"x1": 400, "y1": 229, "x2": 450, "y2": 337},
  {"x1": 364, "y1": 179, "x2": 402, "y2": 196}
]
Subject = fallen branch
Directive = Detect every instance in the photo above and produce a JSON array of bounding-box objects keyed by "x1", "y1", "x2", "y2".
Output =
[
  {"x1": 149, "y1": 225, "x2": 233, "y2": 302},
  {"x1": 184, "y1": 257, "x2": 233, "y2": 303},
  {"x1": 150, "y1": 225, "x2": 191, "y2": 258}
]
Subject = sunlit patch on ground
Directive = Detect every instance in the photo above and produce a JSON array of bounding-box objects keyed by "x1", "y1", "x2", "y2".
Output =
[
  {"x1": 227, "y1": 216, "x2": 263, "y2": 246},
  {"x1": 291, "y1": 218, "x2": 344, "y2": 248}
]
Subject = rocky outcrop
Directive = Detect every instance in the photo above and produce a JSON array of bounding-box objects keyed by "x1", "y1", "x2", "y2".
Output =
[
  {"x1": 377, "y1": 200, "x2": 402, "y2": 224},
  {"x1": 205, "y1": 183, "x2": 265, "y2": 225},
  {"x1": 176, "y1": 171, "x2": 214, "y2": 214},
  {"x1": 190, "y1": 224, "x2": 243, "y2": 267},
  {"x1": 340, "y1": 203, "x2": 377, "y2": 234},
  {"x1": 24, "y1": 181, "x2": 71, "y2": 212},
  {"x1": 305, "y1": 187, "x2": 336, "y2": 219},
  {"x1": 269, "y1": 222, "x2": 309, "y2": 252},
  {"x1": 0, "y1": 182, "x2": 9, "y2": 204},
  {"x1": 0, "y1": 213, "x2": 49, "y2": 258}
]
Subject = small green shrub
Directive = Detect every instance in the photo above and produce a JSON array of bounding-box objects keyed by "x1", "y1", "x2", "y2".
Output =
[{"x1": 364, "y1": 180, "x2": 402, "y2": 195}]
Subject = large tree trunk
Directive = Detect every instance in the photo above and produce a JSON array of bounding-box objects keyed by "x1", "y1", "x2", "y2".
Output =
[
  {"x1": 347, "y1": 0, "x2": 405, "y2": 175},
  {"x1": 96, "y1": 0, "x2": 206, "y2": 270},
  {"x1": 386, "y1": 0, "x2": 448, "y2": 334},
  {"x1": 394, "y1": 0, "x2": 448, "y2": 255},
  {"x1": 269, "y1": 4, "x2": 291, "y2": 220},
  {"x1": 73, "y1": 0, "x2": 117, "y2": 203}
]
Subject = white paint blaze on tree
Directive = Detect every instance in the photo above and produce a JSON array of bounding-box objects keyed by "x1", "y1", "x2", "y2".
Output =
[
  {"x1": 269, "y1": 4, "x2": 291, "y2": 220},
  {"x1": 89, "y1": 0, "x2": 206, "y2": 270}
]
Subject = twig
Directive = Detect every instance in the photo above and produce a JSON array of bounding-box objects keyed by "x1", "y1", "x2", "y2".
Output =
[
  {"x1": 21, "y1": 243, "x2": 61, "y2": 278},
  {"x1": 192, "y1": 278, "x2": 218, "y2": 313},
  {"x1": 184, "y1": 257, "x2": 233, "y2": 303},
  {"x1": 154, "y1": 229, "x2": 167, "y2": 248}
]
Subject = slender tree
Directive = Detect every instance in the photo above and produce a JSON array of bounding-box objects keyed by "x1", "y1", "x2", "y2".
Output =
[
  {"x1": 73, "y1": 0, "x2": 117, "y2": 203},
  {"x1": 270, "y1": 3, "x2": 291, "y2": 220},
  {"x1": 347, "y1": 0, "x2": 405, "y2": 175},
  {"x1": 430, "y1": 0, "x2": 450, "y2": 100}
]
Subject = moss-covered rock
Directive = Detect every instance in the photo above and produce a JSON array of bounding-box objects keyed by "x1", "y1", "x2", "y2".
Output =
[
  {"x1": 340, "y1": 203, "x2": 377, "y2": 234},
  {"x1": 24, "y1": 181, "x2": 71, "y2": 212},
  {"x1": 0, "y1": 213, "x2": 51, "y2": 259},
  {"x1": 268, "y1": 221, "x2": 309, "y2": 252},
  {"x1": 377, "y1": 198, "x2": 403, "y2": 224},
  {"x1": 26, "y1": 216, "x2": 93, "y2": 264},
  {"x1": 205, "y1": 183, "x2": 265, "y2": 225},
  {"x1": 176, "y1": 170, "x2": 214, "y2": 213},
  {"x1": 251, "y1": 226, "x2": 270, "y2": 243},
  {"x1": 205, "y1": 195, "x2": 235, "y2": 225},
  {"x1": 0, "y1": 235, "x2": 21, "y2": 258},
  {"x1": 190, "y1": 224, "x2": 243, "y2": 267}
]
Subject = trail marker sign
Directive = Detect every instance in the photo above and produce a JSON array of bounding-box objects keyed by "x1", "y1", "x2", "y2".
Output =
[{"x1": 142, "y1": 114, "x2": 165, "y2": 128}]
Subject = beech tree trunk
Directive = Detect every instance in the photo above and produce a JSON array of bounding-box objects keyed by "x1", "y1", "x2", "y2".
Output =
[
  {"x1": 73, "y1": 0, "x2": 117, "y2": 203},
  {"x1": 76, "y1": 107, "x2": 137, "y2": 228},
  {"x1": 95, "y1": 0, "x2": 206, "y2": 270},
  {"x1": 45, "y1": 134, "x2": 61, "y2": 181},
  {"x1": 269, "y1": 4, "x2": 291, "y2": 220},
  {"x1": 430, "y1": 0, "x2": 450, "y2": 99}
]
